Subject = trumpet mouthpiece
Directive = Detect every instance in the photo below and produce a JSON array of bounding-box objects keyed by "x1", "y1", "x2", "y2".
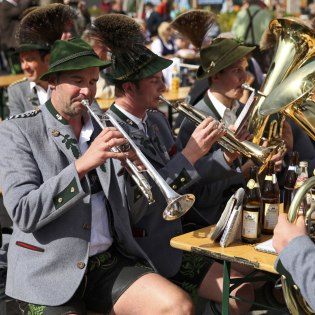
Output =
[
  {"x1": 241, "y1": 83, "x2": 266, "y2": 97},
  {"x1": 81, "y1": 99, "x2": 90, "y2": 107}
]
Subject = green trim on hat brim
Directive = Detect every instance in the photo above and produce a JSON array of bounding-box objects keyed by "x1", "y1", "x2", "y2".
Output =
[
  {"x1": 196, "y1": 45, "x2": 255, "y2": 80},
  {"x1": 40, "y1": 55, "x2": 110, "y2": 81},
  {"x1": 107, "y1": 54, "x2": 172, "y2": 83}
]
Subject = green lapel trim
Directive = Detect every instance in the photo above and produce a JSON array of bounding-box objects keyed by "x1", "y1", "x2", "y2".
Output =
[
  {"x1": 204, "y1": 94, "x2": 221, "y2": 121},
  {"x1": 110, "y1": 104, "x2": 139, "y2": 129},
  {"x1": 46, "y1": 99, "x2": 69, "y2": 125}
]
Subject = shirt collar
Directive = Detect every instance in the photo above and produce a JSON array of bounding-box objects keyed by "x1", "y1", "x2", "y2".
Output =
[
  {"x1": 30, "y1": 81, "x2": 51, "y2": 105},
  {"x1": 114, "y1": 103, "x2": 148, "y2": 130},
  {"x1": 207, "y1": 89, "x2": 240, "y2": 119}
]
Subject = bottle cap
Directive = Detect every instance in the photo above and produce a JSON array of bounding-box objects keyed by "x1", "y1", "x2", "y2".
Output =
[{"x1": 299, "y1": 161, "x2": 308, "y2": 168}]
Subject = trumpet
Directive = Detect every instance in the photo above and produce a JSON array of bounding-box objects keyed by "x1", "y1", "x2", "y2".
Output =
[
  {"x1": 82, "y1": 100, "x2": 195, "y2": 220},
  {"x1": 82, "y1": 100, "x2": 154, "y2": 205},
  {"x1": 159, "y1": 96, "x2": 279, "y2": 173}
]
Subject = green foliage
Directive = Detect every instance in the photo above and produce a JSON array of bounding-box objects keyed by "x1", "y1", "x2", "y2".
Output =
[{"x1": 217, "y1": 12, "x2": 238, "y2": 33}]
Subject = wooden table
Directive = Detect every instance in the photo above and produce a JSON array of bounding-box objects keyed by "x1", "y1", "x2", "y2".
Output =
[
  {"x1": 0, "y1": 74, "x2": 25, "y2": 88},
  {"x1": 171, "y1": 226, "x2": 279, "y2": 314},
  {"x1": 0, "y1": 74, "x2": 25, "y2": 119}
]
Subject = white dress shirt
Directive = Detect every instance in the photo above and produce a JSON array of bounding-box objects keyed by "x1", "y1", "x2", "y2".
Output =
[
  {"x1": 78, "y1": 111, "x2": 113, "y2": 257},
  {"x1": 207, "y1": 89, "x2": 240, "y2": 126}
]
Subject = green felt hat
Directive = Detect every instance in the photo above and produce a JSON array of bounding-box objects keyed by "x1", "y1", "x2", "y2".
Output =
[
  {"x1": 40, "y1": 38, "x2": 110, "y2": 81},
  {"x1": 196, "y1": 38, "x2": 255, "y2": 80},
  {"x1": 106, "y1": 44, "x2": 172, "y2": 83},
  {"x1": 89, "y1": 14, "x2": 172, "y2": 83}
]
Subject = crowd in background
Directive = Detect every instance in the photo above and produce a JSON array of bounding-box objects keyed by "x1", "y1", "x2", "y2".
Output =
[{"x1": 1, "y1": 0, "x2": 315, "y2": 77}]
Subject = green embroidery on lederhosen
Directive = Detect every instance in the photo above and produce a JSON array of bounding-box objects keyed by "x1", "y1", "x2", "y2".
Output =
[
  {"x1": 180, "y1": 252, "x2": 211, "y2": 305},
  {"x1": 88, "y1": 251, "x2": 118, "y2": 272},
  {"x1": 27, "y1": 304, "x2": 46, "y2": 315}
]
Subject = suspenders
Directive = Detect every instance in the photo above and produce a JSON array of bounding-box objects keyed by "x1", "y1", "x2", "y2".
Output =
[{"x1": 244, "y1": 9, "x2": 260, "y2": 44}]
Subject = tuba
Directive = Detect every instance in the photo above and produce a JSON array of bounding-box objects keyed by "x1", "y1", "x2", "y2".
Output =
[
  {"x1": 279, "y1": 177, "x2": 315, "y2": 315},
  {"x1": 259, "y1": 59, "x2": 315, "y2": 141},
  {"x1": 248, "y1": 17, "x2": 315, "y2": 145}
]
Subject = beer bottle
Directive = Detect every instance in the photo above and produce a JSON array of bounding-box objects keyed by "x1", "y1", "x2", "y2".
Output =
[
  {"x1": 241, "y1": 166, "x2": 262, "y2": 244},
  {"x1": 261, "y1": 160, "x2": 281, "y2": 234},
  {"x1": 283, "y1": 151, "x2": 299, "y2": 213},
  {"x1": 171, "y1": 66, "x2": 180, "y2": 92}
]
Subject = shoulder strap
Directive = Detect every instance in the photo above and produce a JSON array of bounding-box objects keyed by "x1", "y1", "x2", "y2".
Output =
[{"x1": 244, "y1": 8, "x2": 260, "y2": 44}]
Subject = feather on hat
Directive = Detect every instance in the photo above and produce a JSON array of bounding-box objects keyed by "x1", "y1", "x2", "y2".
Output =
[
  {"x1": 170, "y1": 10, "x2": 218, "y2": 49},
  {"x1": 171, "y1": 9, "x2": 254, "y2": 80},
  {"x1": 16, "y1": 3, "x2": 75, "y2": 52},
  {"x1": 89, "y1": 14, "x2": 172, "y2": 82}
]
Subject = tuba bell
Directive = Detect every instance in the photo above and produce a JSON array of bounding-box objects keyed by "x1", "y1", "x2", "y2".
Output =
[
  {"x1": 259, "y1": 59, "x2": 315, "y2": 141},
  {"x1": 279, "y1": 177, "x2": 315, "y2": 315},
  {"x1": 247, "y1": 17, "x2": 315, "y2": 145}
]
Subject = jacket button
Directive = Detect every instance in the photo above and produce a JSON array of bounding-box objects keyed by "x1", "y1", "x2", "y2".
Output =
[
  {"x1": 172, "y1": 184, "x2": 177, "y2": 190},
  {"x1": 70, "y1": 187, "x2": 75, "y2": 193},
  {"x1": 58, "y1": 197, "x2": 63, "y2": 203},
  {"x1": 51, "y1": 129, "x2": 60, "y2": 137},
  {"x1": 77, "y1": 261, "x2": 85, "y2": 269},
  {"x1": 82, "y1": 223, "x2": 91, "y2": 230},
  {"x1": 180, "y1": 177, "x2": 186, "y2": 182}
]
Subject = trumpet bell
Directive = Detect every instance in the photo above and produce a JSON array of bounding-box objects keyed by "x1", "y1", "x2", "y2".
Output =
[
  {"x1": 259, "y1": 60, "x2": 315, "y2": 141},
  {"x1": 163, "y1": 194, "x2": 195, "y2": 221}
]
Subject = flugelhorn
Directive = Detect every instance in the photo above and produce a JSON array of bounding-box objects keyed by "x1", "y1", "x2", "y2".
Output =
[
  {"x1": 160, "y1": 96, "x2": 278, "y2": 173},
  {"x1": 82, "y1": 100, "x2": 195, "y2": 220}
]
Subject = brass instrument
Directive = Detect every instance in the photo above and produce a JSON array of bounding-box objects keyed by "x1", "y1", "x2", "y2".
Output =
[
  {"x1": 279, "y1": 177, "x2": 315, "y2": 315},
  {"x1": 160, "y1": 96, "x2": 278, "y2": 173},
  {"x1": 259, "y1": 59, "x2": 315, "y2": 141},
  {"x1": 82, "y1": 100, "x2": 195, "y2": 220},
  {"x1": 247, "y1": 17, "x2": 315, "y2": 145}
]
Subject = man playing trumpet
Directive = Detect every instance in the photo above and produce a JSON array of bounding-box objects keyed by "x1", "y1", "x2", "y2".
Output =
[
  {"x1": 88, "y1": 13, "x2": 255, "y2": 315},
  {"x1": 0, "y1": 38, "x2": 203, "y2": 315}
]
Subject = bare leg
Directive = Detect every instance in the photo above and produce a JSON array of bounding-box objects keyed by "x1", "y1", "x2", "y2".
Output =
[
  {"x1": 197, "y1": 262, "x2": 255, "y2": 315},
  {"x1": 110, "y1": 273, "x2": 195, "y2": 315}
]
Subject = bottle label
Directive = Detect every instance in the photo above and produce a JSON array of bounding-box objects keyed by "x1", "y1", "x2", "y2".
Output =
[
  {"x1": 288, "y1": 165, "x2": 297, "y2": 172},
  {"x1": 294, "y1": 175, "x2": 308, "y2": 189},
  {"x1": 263, "y1": 203, "x2": 280, "y2": 230},
  {"x1": 264, "y1": 175, "x2": 272, "y2": 181},
  {"x1": 242, "y1": 209, "x2": 259, "y2": 238}
]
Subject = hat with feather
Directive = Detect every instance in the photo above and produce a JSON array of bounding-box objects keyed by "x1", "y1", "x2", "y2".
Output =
[
  {"x1": 171, "y1": 10, "x2": 255, "y2": 80},
  {"x1": 15, "y1": 3, "x2": 75, "y2": 53},
  {"x1": 89, "y1": 14, "x2": 172, "y2": 83}
]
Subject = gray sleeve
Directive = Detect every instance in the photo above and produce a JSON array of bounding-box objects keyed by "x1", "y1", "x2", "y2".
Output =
[
  {"x1": 275, "y1": 235, "x2": 315, "y2": 311},
  {"x1": 7, "y1": 85, "x2": 26, "y2": 116},
  {"x1": 0, "y1": 121, "x2": 88, "y2": 233}
]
